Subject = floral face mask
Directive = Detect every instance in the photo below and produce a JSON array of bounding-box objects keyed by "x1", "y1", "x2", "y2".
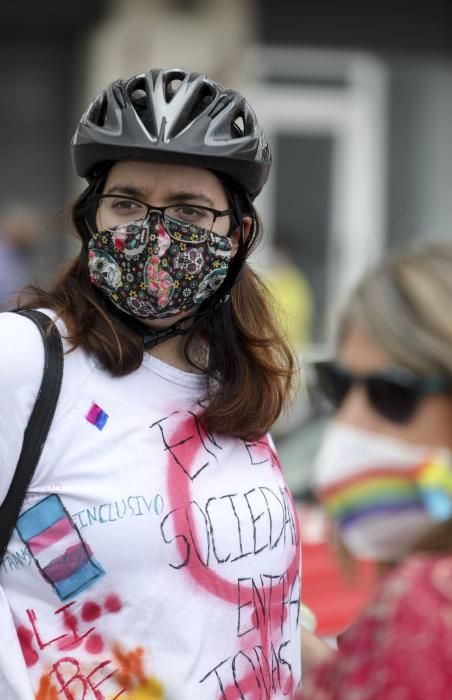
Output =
[{"x1": 88, "y1": 213, "x2": 233, "y2": 319}]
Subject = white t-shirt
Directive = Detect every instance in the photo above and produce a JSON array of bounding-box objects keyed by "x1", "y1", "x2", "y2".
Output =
[{"x1": 0, "y1": 310, "x2": 301, "y2": 700}]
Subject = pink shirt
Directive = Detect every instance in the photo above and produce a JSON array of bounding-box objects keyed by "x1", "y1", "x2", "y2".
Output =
[{"x1": 299, "y1": 553, "x2": 452, "y2": 699}]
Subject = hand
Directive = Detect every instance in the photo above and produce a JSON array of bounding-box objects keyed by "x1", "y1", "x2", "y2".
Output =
[{"x1": 301, "y1": 627, "x2": 335, "y2": 678}]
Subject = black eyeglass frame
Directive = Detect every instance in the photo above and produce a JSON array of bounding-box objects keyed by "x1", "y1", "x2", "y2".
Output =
[
  {"x1": 94, "y1": 193, "x2": 237, "y2": 235},
  {"x1": 312, "y1": 360, "x2": 452, "y2": 424}
]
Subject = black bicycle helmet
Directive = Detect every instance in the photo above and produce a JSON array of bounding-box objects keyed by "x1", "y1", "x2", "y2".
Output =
[{"x1": 71, "y1": 67, "x2": 271, "y2": 199}]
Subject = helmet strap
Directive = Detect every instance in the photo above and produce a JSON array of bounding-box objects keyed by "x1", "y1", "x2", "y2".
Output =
[{"x1": 103, "y1": 297, "x2": 191, "y2": 350}]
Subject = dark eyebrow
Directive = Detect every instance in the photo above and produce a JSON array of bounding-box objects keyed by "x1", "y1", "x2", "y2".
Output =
[
  {"x1": 165, "y1": 191, "x2": 216, "y2": 207},
  {"x1": 105, "y1": 185, "x2": 148, "y2": 198},
  {"x1": 105, "y1": 184, "x2": 216, "y2": 208}
]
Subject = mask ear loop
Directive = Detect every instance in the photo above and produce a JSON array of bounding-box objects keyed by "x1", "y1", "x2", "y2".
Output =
[
  {"x1": 77, "y1": 166, "x2": 111, "y2": 269},
  {"x1": 217, "y1": 189, "x2": 252, "y2": 300}
]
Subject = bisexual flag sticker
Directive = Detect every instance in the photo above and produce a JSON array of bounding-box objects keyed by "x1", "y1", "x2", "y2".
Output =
[
  {"x1": 16, "y1": 495, "x2": 105, "y2": 601},
  {"x1": 86, "y1": 402, "x2": 109, "y2": 431}
]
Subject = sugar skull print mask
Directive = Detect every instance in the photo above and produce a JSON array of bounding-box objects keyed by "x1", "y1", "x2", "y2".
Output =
[{"x1": 88, "y1": 213, "x2": 233, "y2": 319}]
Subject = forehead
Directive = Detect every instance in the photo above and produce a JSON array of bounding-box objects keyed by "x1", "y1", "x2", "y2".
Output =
[
  {"x1": 338, "y1": 324, "x2": 394, "y2": 372},
  {"x1": 104, "y1": 160, "x2": 227, "y2": 202}
]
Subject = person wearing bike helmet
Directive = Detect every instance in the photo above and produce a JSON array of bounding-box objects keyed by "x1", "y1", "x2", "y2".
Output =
[{"x1": 0, "y1": 69, "x2": 302, "y2": 699}]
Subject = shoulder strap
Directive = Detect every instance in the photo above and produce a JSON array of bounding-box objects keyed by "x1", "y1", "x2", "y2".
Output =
[{"x1": 0, "y1": 310, "x2": 64, "y2": 560}]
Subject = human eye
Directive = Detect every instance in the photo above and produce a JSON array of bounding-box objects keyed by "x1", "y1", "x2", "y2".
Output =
[
  {"x1": 99, "y1": 196, "x2": 149, "y2": 231},
  {"x1": 109, "y1": 197, "x2": 144, "y2": 213},
  {"x1": 170, "y1": 204, "x2": 210, "y2": 224}
]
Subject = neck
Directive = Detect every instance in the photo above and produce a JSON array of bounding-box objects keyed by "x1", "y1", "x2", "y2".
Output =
[
  {"x1": 140, "y1": 309, "x2": 206, "y2": 373},
  {"x1": 146, "y1": 332, "x2": 206, "y2": 374}
]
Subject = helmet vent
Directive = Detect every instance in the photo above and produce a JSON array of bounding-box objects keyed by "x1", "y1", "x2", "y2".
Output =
[
  {"x1": 127, "y1": 78, "x2": 157, "y2": 136},
  {"x1": 128, "y1": 77, "x2": 149, "y2": 109},
  {"x1": 170, "y1": 83, "x2": 216, "y2": 136},
  {"x1": 231, "y1": 114, "x2": 245, "y2": 138},
  {"x1": 166, "y1": 78, "x2": 183, "y2": 101},
  {"x1": 130, "y1": 87, "x2": 147, "y2": 108},
  {"x1": 189, "y1": 84, "x2": 215, "y2": 119},
  {"x1": 199, "y1": 84, "x2": 215, "y2": 107},
  {"x1": 89, "y1": 95, "x2": 108, "y2": 127}
]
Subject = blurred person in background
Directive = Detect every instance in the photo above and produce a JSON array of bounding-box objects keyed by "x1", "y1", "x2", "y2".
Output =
[
  {"x1": 0, "y1": 205, "x2": 42, "y2": 309},
  {"x1": 0, "y1": 67, "x2": 331, "y2": 699},
  {"x1": 298, "y1": 244, "x2": 452, "y2": 699}
]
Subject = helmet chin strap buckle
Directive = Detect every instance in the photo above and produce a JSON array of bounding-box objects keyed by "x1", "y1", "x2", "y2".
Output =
[
  {"x1": 103, "y1": 297, "x2": 190, "y2": 349},
  {"x1": 142, "y1": 319, "x2": 190, "y2": 349}
]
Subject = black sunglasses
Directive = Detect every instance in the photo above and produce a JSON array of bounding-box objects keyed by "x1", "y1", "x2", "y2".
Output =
[{"x1": 313, "y1": 361, "x2": 452, "y2": 423}]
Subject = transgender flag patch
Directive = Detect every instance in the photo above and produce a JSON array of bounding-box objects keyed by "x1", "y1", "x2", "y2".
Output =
[{"x1": 16, "y1": 495, "x2": 105, "y2": 601}]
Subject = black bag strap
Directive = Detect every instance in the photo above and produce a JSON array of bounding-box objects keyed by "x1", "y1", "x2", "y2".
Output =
[{"x1": 0, "y1": 310, "x2": 64, "y2": 560}]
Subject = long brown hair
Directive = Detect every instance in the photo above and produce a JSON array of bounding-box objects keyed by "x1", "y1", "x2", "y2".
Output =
[{"x1": 19, "y1": 169, "x2": 296, "y2": 440}]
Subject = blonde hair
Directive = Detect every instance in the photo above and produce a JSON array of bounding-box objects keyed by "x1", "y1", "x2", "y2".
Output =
[{"x1": 339, "y1": 243, "x2": 452, "y2": 376}]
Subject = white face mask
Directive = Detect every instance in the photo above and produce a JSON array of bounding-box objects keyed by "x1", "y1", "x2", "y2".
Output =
[{"x1": 313, "y1": 423, "x2": 452, "y2": 562}]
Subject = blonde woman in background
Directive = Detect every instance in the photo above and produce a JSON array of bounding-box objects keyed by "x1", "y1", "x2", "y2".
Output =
[{"x1": 299, "y1": 244, "x2": 452, "y2": 699}]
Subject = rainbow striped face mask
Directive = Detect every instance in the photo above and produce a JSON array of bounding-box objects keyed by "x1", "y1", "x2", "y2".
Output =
[{"x1": 313, "y1": 423, "x2": 452, "y2": 562}]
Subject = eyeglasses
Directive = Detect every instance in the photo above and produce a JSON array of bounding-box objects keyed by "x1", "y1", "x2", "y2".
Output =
[
  {"x1": 96, "y1": 194, "x2": 234, "y2": 242},
  {"x1": 313, "y1": 361, "x2": 452, "y2": 424}
]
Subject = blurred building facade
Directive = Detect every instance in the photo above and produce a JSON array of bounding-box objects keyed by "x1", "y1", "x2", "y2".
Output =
[{"x1": 2, "y1": 0, "x2": 452, "y2": 341}]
